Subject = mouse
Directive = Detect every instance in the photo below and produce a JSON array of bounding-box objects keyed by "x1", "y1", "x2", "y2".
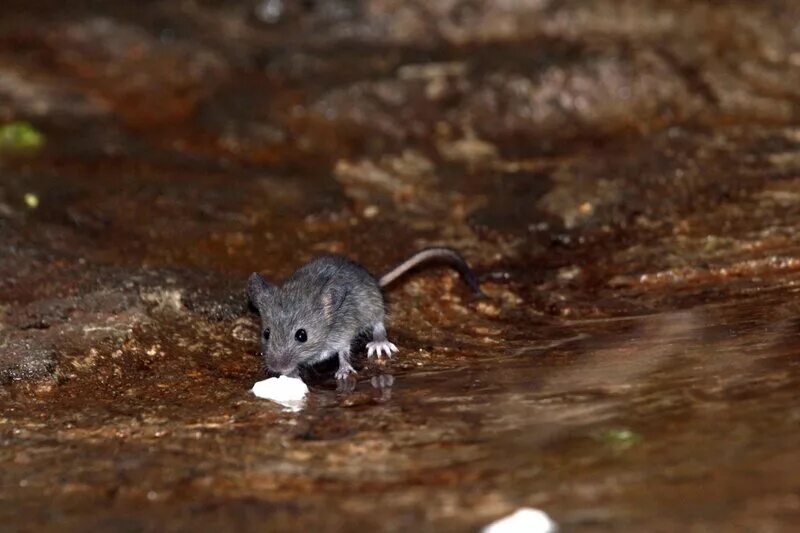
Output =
[{"x1": 247, "y1": 247, "x2": 484, "y2": 380}]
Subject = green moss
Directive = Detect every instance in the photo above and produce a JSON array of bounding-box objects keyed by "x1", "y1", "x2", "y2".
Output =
[
  {"x1": 0, "y1": 122, "x2": 45, "y2": 150},
  {"x1": 597, "y1": 428, "x2": 642, "y2": 451}
]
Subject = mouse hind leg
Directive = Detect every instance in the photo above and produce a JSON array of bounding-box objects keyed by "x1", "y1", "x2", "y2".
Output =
[{"x1": 367, "y1": 322, "x2": 398, "y2": 359}]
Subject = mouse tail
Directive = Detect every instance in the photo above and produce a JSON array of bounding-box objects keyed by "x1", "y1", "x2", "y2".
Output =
[{"x1": 378, "y1": 247, "x2": 484, "y2": 296}]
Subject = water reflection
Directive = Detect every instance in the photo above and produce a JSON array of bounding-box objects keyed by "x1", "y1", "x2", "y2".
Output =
[
  {"x1": 371, "y1": 373, "x2": 394, "y2": 402},
  {"x1": 335, "y1": 374, "x2": 357, "y2": 394}
]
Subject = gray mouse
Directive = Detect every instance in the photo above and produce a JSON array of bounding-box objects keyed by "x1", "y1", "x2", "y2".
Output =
[{"x1": 247, "y1": 247, "x2": 483, "y2": 380}]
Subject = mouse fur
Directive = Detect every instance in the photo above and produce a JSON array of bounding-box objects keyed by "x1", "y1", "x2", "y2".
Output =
[{"x1": 248, "y1": 248, "x2": 481, "y2": 380}]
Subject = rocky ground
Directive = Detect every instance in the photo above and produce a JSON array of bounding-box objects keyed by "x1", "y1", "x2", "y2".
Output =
[{"x1": 2, "y1": 1, "x2": 800, "y2": 531}]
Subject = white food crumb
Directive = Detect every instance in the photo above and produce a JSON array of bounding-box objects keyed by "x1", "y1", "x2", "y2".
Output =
[
  {"x1": 482, "y1": 508, "x2": 558, "y2": 533},
  {"x1": 251, "y1": 376, "x2": 309, "y2": 412}
]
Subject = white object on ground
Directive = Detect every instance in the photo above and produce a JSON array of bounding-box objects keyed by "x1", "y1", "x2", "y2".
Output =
[
  {"x1": 251, "y1": 376, "x2": 309, "y2": 411},
  {"x1": 482, "y1": 508, "x2": 558, "y2": 533}
]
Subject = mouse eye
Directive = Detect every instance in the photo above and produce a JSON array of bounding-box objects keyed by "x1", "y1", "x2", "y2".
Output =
[
  {"x1": 295, "y1": 329, "x2": 307, "y2": 342},
  {"x1": 263, "y1": 328, "x2": 270, "y2": 341}
]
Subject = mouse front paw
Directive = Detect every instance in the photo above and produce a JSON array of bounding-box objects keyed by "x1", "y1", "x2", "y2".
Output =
[
  {"x1": 335, "y1": 363, "x2": 357, "y2": 380},
  {"x1": 367, "y1": 341, "x2": 398, "y2": 359}
]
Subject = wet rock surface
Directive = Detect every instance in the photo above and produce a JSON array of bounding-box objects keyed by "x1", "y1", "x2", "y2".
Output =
[{"x1": 2, "y1": 1, "x2": 800, "y2": 530}]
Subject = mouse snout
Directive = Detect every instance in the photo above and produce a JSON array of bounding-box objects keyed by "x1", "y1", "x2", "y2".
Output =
[
  {"x1": 269, "y1": 365, "x2": 298, "y2": 378},
  {"x1": 267, "y1": 355, "x2": 299, "y2": 377}
]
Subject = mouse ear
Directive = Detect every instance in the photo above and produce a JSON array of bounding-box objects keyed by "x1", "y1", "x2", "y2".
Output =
[
  {"x1": 247, "y1": 273, "x2": 277, "y2": 310},
  {"x1": 321, "y1": 284, "x2": 348, "y2": 318}
]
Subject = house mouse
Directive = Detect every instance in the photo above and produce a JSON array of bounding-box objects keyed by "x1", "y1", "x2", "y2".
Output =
[{"x1": 247, "y1": 247, "x2": 483, "y2": 380}]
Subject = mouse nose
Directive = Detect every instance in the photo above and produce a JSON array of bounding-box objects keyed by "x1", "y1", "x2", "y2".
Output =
[{"x1": 269, "y1": 362, "x2": 299, "y2": 377}]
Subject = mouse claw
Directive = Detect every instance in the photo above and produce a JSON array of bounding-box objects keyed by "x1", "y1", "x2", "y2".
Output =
[
  {"x1": 367, "y1": 341, "x2": 398, "y2": 359},
  {"x1": 335, "y1": 363, "x2": 357, "y2": 380}
]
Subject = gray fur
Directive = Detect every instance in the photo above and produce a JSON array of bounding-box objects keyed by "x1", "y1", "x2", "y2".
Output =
[
  {"x1": 247, "y1": 248, "x2": 480, "y2": 379},
  {"x1": 248, "y1": 255, "x2": 384, "y2": 378}
]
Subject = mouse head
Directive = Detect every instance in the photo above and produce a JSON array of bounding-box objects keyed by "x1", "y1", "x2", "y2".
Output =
[{"x1": 247, "y1": 272, "x2": 346, "y2": 376}]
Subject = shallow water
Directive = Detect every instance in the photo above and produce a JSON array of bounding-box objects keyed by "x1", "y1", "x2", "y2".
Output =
[{"x1": 2, "y1": 1, "x2": 800, "y2": 531}]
